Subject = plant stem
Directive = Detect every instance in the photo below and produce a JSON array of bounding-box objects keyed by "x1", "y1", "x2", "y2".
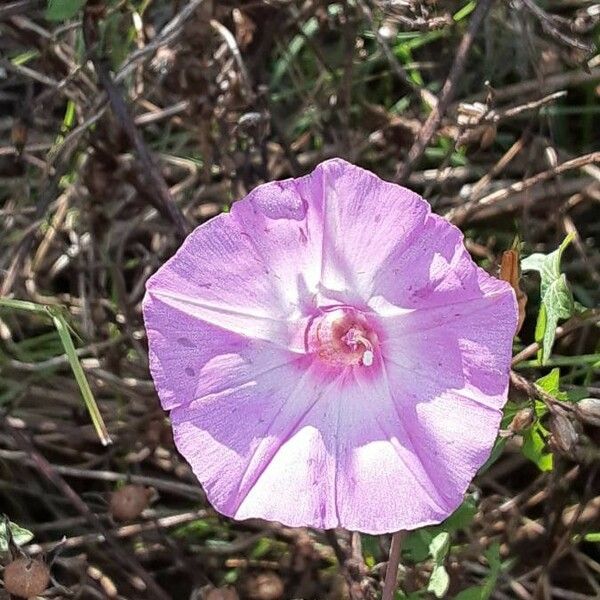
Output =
[{"x1": 382, "y1": 531, "x2": 406, "y2": 600}]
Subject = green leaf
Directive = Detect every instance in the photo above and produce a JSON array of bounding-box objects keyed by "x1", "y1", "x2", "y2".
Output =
[
  {"x1": 536, "y1": 368, "x2": 561, "y2": 395},
  {"x1": 404, "y1": 499, "x2": 477, "y2": 563},
  {"x1": 443, "y1": 496, "x2": 477, "y2": 532},
  {"x1": 360, "y1": 534, "x2": 380, "y2": 567},
  {"x1": 0, "y1": 297, "x2": 47, "y2": 313},
  {"x1": 396, "y1": 592, "x2": 425, "y2": 600},
  {"x1": 566, "y1": 387, "x2": 590, "y2": 403},
  {"x1": 428, "y1": 564, "x2": 450, "y2": 598},
  {"x1": 480, "y1": 544, "x2": 502, "y2": 598},
  {"x1": 584, "y1": 532, "x2": 600, "y2": 543},
  {"x1": 522, "y1": 423, "x2": 553, "y2": 471},
  {"x1": 522, "y1": 234, "x2": 575, "y2": 364},
  {"x1": 1, "y1": 520, "x2": 34, "y2": 552},
  {"x1": 519, "y1": 253, "x2": 546, "y2": 272},
  {"x1": 426, "y1": 532, "x2": 451, "y2": 598},
  {"x1": 223, "y1": 568, "x2": 240, "y2": 584},
  {"x1": 403, "y1": 529, "x2": 434, "y2": 563},
  {"x1": 46, "y1": 0, "x2": 86, "y2": 21},
  {"x1": 484, "y1": 543, "x2": 501, "y2": 573},
  {"x1": 429, "y1": 531, "x2": 451, "y2": 564},
  {"x1": 454, "y1": 586, "x2": 485, "y2": 600},
  {"x1": 478, "y1": 437, "x2": 507, "y2": 474},
  {"x1": 102, "y1": 9, "x2": 135, "y2": 69},
  {"x1": 536, "y1": 368, "x2": 567, "y2": 403},
  {"x1": 251, "y1": 537, "x2": 274, "y2": 559}
]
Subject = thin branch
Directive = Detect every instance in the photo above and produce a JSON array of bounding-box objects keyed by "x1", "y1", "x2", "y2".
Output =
[
  {"x1": 519, "y1": 0, "x2": 594, "y2": 54},
  {"x1": 0, "y1": 0, "x2": 43, "y2": 20},
  {"x1": 512, "y1": 309, "x2": 600, "y2": 365},
  {"x1": 82, "y1": 5, "x2": 191, "y2": 239},
  {"x1": 461, "y1": 65, "x2": 600, "y2": 105},
  {"x1": 115, "y1": 0, "x2": 208, "y2": 84},
  {"x1": 449, "y1": 152, "x2": 600, "y2": 225},
  {"x1": 396, "y1": 0, "x2": 496, "y2": 182},
  {"x1": 24, "y1": 510, "x2": 209, "y2": 555},
  {"x1": 325, "y1": 530, "x2": 374, "y2": 600},
  {"x1": 4, "y1": 424, "x2": 171, "y2": 600},
  {"x1": 0, "y1": 449, "x2": 204, "y2": 500}
]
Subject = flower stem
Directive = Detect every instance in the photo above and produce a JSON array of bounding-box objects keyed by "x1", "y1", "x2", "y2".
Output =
[{"x1": 382, "y1": 531, "x2": 406, "y2": 600}]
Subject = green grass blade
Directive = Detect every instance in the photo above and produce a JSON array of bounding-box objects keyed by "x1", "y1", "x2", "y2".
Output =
[
  {"x1": 49, "y1": 310, "x2": 112, "y2": 446},
  {"x1": 0, "y1": 297, "x2": 48, "y2": 314},
  {"x1": 1, "y1": 298, "x2": 112, "y2": 446}
]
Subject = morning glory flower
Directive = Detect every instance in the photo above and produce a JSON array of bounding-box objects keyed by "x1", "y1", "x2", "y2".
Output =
[{"x1": 143, "y1": 158, "x2": 517, "y2": 534}]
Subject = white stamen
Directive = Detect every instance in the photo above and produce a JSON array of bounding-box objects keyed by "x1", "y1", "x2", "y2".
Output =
[{"x1": 362, "y1": 350, "x2": 374, "y2": 367}]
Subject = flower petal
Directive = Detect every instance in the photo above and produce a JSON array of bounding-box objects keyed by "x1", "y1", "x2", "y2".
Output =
[
  {"x1": 380, "y1": 274, "x2": 516, "y2": 402},
  {"x1": 143, "y1": 294, "x2": 299, "y2": 410},
  {"x1": 169, "y1": 358, "x2": 340, "y2": 525},
  {"x1": 171, "y1": 356, "x2": 465, "y2": 533},
  {"x1": 370, "y1": 211, "x2": 508, "y2": 313},
  {"x1": 328, "y1": 371, "x2": 458, "y2": 533},
  {"x1": 145, "y1": 177, "x2": 322, "y2": 348},
  {"x1": 305, "y1": 159, "x2": 429, "y2": 306},
  {"x1": 383, "y1": 363, "x2": 505, "y2": 515},
  {"x1": 371, "y1": 281, "x2": 516, "y2": 516}
]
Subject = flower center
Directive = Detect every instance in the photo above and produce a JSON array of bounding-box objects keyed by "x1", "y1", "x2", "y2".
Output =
[{"x1": 309, "y1": 308, "x2": 378, "y2": 368}]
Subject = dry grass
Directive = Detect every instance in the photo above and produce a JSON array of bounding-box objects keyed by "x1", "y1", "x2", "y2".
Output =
[{"x1": 1, "y1": 1, "x2": 599, "y2": 598}]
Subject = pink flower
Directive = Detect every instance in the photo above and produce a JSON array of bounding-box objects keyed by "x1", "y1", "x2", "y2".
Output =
[{"x1": 143, "y1": 159, "x2": 517, "y2": 534}]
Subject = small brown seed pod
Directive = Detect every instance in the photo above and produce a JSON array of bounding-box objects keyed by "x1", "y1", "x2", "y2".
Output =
[
  {"x1": 509, "y1": 408, "x2": 535, "y2": 433},
  {"x1": 205, "y1": 586, "x2": 240, "y2": 600},
  {"x1": 550, "y1": 410, "x2": 578, "y2": 454},
  {"x1": 245, "y1": 572, "x2": 284, "y2": 600},
  {"x1": 576, "y1": 398, "x2": 600, "y2": 426},
  {"x1": 3, "y1": 557, "x2": 50, "y2": 599},
  {"x1": 109, "y1": 484, "x2": 151, "y2": 521}
]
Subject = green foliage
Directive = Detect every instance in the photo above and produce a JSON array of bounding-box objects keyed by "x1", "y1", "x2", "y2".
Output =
[
  {"x1": 444, "y1": 496, "x2": 478, "y2": 531},
  {"x1": 360, "y1": 534, "x2": 380, "y2": 567},
  {"x1": 427, "y1": 532, "x2": 451, "y2": 598},
  {"x1": 519, "y1": 369, "x2": 569, "y2": 471},
  {"x1": 172, "y1": 518, "x2": 214, "y2": 541},
  {"x1": 223, "y1": 568, "x2": 240, "y2": 584},
  {"x1": 478, "y1": 437, "x2": 508, "y2": 474},
  {"x1": 396, "y1": 534, "x2": 502, "y2": 600},
  {"x1": 1, "y1": 519, "x2": 34, "y2": 552},
  {"x1": 522, "y1": 423, "x2": 553, "y2": 471},
  {"x1": 429, "y1": 531, "x2": 451, "y2": 562},
  {"x1": 250, "y1": 537, "x2": 276, "y2": 559},
  {"x1": 404, "y1": 496, "x2": 477, "y2": 563},
  {"x1": 403, "y1": 529, "x2": 433, "y2": 563},
  {"x1": 536, "y1": 368, "x2": 568, "y2": 402},
  {"x1": 396, "y1": 593, "x2": 425, "y2": 600},
  {"x1": 428, "y1": 564, "x2": 450, "y2": 598},
  {"x1": 403, "y1": 502, "x2": 477, "y2": 600},
  {"x1": 0, "y1": 298, "x2": 111, "y2": 445},
  {"x1": 46, "y1": 0, "x2": 86, "y2": 21},
  {"x1": 453, "y1": 544, "x2": 502, "y2": 600},
  {"x1": 521, "y1": 234, "x2": 575, "y2": 364},
  {"x1": 101, "y1": 10, "x2": 135, "y2": 69}
]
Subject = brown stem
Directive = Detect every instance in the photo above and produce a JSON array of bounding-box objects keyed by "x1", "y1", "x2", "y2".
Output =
[
  {"x1": 397, "y1": 0, "x2": 495, "y2": 182},
  {"x1": 325, "y1": 530, "x2": 372, "y2": 600},
  {"x1": 82, "y1": 4, "x2": 191, "y2": 240},
  {"x1": 4, "y1": 422, "x2": 171, "y2": 600},
  {"x1": 382, "y1": 531, "x2": 406, "y2": 600}
]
